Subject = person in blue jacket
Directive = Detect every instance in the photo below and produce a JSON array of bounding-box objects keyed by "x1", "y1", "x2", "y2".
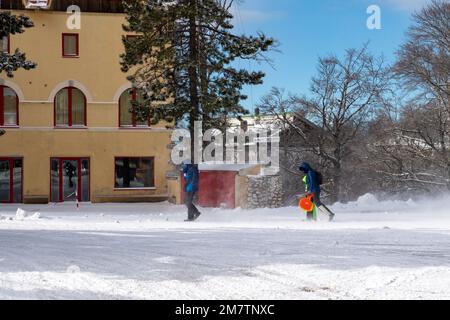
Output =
[
  {"x1": 299, "y1": 162, "x2": 335, "y2": 221},
  {"x1": 183, "y1": 162, "x2": 201, "y2": 221}
]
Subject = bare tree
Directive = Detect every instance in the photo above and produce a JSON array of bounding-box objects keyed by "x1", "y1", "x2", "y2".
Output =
[
  {"x1": 395, "y1": 0, "x2": 449, "y2": 101},
  {"x1": 394, "y1": 0, "x2": 450, "y2": 190},
  {"x1": 259, "y1": 46, "x2": 390, "y2": 203},
  {"x1": 255, "y1": 88, "x2": 320, "y2": 204},
  {"x1": 365, "y1": 103, "x2": 444, "y2": 196}
]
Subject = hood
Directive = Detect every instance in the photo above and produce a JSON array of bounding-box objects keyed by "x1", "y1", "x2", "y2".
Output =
[{"x1": 299, "y1": 162, "x2": 312, "y2": 172}]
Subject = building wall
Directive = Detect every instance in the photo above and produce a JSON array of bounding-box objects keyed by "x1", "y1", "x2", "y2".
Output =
[
  {"x1": 1, "y1": 129, "x2": 171, "y2": 202},
  {"x1": 166, "y1": 173, "x2": 182, "y2": 205},
  {"x1": 0, "y1": 10, "x2": 173, "y2": 203},
  {"x1": 235, "y1": 165, "x2": 261, "y2": 208},
  {"x1": 180, "y1": 171, "x2": 237, "y2": 209},
  {"x1": 178, "y1": 165, "x2": 263, "y2": 209},
  {"x1": 7, "y1": 11, "x2": 132, "y2": 103}
]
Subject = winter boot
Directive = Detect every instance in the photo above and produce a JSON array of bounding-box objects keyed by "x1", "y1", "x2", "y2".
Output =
[{"x1": 193, "y1": 211, "x2": 202, "y2": 221}]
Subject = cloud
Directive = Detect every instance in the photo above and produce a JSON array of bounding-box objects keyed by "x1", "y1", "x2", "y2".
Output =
[{"x1": 379, "y1": 0, "x2": 433, "y2": 12}]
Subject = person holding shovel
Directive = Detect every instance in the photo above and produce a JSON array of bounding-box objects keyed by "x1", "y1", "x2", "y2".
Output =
[{"x1": 299, "y1": 162, "x2": 335, "y2": 222}]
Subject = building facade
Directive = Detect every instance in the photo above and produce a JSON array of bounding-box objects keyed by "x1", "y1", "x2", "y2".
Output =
[{"x1": 0, "y1": 0, "x2": 174, "y2": 204}]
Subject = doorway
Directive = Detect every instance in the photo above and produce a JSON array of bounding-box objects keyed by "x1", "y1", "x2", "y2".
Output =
[
  {"x1": 51, "y1": 158, "x2": 89, "y2": 202},
  {"x1": 0, "y1": 158, "x2": 23, "y2": 203}
]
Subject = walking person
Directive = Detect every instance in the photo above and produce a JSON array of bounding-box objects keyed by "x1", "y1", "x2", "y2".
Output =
[
  {"x1": 183, "y1": 162, "x2": 201, "y2": 221},
  {"x1": 302, "y1": 174, "x2": 318, "y2": 221},
  {"x1": 299, "y1": 162, "x2": 335, "y2": 221}
]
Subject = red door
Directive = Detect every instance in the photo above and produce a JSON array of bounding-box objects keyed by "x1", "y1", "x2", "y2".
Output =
[
  {"x1": 0, "y1": 158, "x2": 23, "y2": 203},
  {"x1": 50, "y1": 158, "x2": 90, "y2": 202}
]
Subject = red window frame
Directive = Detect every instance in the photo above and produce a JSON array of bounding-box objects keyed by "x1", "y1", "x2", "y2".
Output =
[
  {"x1": 0, "y1": 157, "x2": 23, "y2": 204},
  {"x1": 118, "y1": 89, "x2": 150, "y2": 128},
  {"x1": 114, "y1": 157, "x2": 155, "y2": 190},
  {"x1": 62, "y1": 33, "x2": 79, "y2": 58},
  {"x1": 54, "y1": 86, "x2": 87, "y2": 127},
  {"x1": 0, "y1": 85, "x2": 19, "y2": 127},
  {"x1": 50, "y1": 157, "x2": 90, "y2": 203},
  {"x1": 1, "y1": 35, "x2": 10, "y2": 54}
]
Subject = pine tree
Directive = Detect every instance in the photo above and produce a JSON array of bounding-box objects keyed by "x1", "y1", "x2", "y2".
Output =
[
  {"x1": 120, "y1": 0, "x2": 275, "y2": 154},
  {"x1": 0, "y1": 10, "x2": 37, "y2": 77}
]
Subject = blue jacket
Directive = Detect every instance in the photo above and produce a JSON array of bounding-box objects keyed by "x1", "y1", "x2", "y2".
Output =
[
  {"x1": 183, "y1": 164, "x2": 199, "y2": 193},
  {"x1": 299, "y1": 162, "x2": 321, "y2": 196}
]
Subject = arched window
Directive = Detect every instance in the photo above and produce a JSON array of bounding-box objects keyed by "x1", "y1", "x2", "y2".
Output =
[
  {"x1": 0, "y1": 86, "x2": 19, "y2": 127},
  {"x1": 54, "y1": 87, "x2": 86, "y2": 127},
  {"x1": 119, "y1": 89, "x2": 148, "y2": 127}
]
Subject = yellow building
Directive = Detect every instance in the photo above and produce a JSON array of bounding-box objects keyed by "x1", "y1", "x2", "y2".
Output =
[{"x1": 0, "y1": 0, "x2": 176, "y2": 204}]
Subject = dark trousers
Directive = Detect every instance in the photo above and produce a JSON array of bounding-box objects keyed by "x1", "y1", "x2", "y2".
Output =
[{"x1": 185, "y1": 191, "x2": 200, "y2": 220}]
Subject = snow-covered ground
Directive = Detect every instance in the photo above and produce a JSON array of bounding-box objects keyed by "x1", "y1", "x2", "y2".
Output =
[{"x1": 1, "y1": 194, "x2": 450, "y2": 300}]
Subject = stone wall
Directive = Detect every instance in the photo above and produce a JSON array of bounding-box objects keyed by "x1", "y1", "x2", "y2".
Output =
[{"x1": 244, "y1": 175, "x2": 283, "y2": 209}]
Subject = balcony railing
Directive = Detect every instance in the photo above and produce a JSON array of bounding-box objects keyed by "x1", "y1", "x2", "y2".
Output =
[{"x1": 23, "y1": 0, "x2": 52, "y2": 9}]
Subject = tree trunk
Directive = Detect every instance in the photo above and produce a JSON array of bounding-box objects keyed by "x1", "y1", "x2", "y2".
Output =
[{"x1": 188, "y1": 0, "x2": 200, "y2": 163}]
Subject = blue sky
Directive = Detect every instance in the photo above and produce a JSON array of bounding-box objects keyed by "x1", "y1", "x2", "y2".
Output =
[{"x1": 232, "y1": 0, "x2": 433, "y2": 111}]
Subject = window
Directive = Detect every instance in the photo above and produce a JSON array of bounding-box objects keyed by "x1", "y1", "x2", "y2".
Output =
[
  {"x1": 54, "y1": 87, "x2": 86, "y2": 127},
  {"x1": 0, "y1": 36, "x2": 9, "y2": 53},
  {"x1": 115, "y1": 157, "x2": 155, "y2": 189},
  {"x1": 62, "y1": 33, "x2": 79, "y2": 57},
  {"x1": 0, "y1": 85, "x2": 19, "y2": 126},
  {"x1": 119, "y1": 89, "x2": 149, "y2": 127}
]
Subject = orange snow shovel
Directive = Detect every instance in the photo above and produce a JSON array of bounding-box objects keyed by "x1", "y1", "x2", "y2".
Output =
[{"x1": 299, "y1": 194, "x2": 314, "y2": 212}]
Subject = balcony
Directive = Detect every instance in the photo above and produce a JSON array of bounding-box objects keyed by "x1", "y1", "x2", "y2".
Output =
[{"x1": 23, "y1": 0, "x2": 52, "y2": 9}]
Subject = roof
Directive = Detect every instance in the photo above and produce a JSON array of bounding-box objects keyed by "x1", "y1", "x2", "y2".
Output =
[{"x1": 1, "y1": 0, "x2": 125, "y2": 13}]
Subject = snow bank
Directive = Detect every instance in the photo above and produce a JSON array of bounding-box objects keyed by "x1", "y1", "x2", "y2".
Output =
[
  {"x1": 14, "y1": 208, "x2": 42, "y2": 221},
  {"x1": 331, "y1": 193, "x2": 450, "y2": 215},
  {"x1": 332, "y1": 194, "x2": 416, "y2": 213}
]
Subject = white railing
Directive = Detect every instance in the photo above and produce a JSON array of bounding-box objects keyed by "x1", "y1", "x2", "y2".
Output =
[{"x1": 24, "y1": 0, "x2": 51, "y2": 9}]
